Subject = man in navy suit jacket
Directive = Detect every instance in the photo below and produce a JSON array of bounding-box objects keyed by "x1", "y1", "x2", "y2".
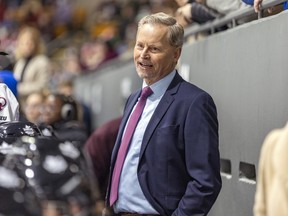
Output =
[{"x1": 106, "y1": 12, "x2": 221, "y2": 216}]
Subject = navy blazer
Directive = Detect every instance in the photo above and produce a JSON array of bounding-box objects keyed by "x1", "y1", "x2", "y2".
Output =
[{"x1": 107, "y1": 72, "x2": 221, "y2": 216}]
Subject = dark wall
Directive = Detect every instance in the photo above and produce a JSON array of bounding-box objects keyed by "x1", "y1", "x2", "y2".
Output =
[{"x1": 179, "y1": 10, "x2": 288, "y2": 216}]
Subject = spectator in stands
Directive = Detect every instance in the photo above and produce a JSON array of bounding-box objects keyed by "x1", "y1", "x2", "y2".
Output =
[
  {"x1": 23, "y1": 92, "x2": 45, "y2": 124},
  {"x1": 85, "y1": 117, "x2": 122, "y2": 199},
  {"x1": 175, "y1": 0, "x2": 249, "y2": 28},
  {"x1": 84, "y1": 117, "x2": 122, "y2": 215},
  {"x1": 206, "y1": 0, "x2": 246, "y2": 15},
  {"x1": 79, "y1": 39, "x2": 118, "y2": 72},
  {"x1": 175, "y1": 0, "x2": 221, "y2": 27},
  {"x1": 57, "y1": 80, "x2": 75, "y2": 96},
  {"x1": 61, "y1": 46, "x2": 82, "y2": 78},
  {"x1": 13, "y1": 26, "x2": 51, "y2": 112},
  {"x1": 57, "y1": 80, "x2": 92, "y2": 135},
  {"x1": 40, "y1": 92, "x2": 88, "y2": 144},
  {"x1": 253, "y1": 123, "x2": 288, "y2": 216},
  {"x1": 49, "y1": 46, "x2": 82, "y2": 90},
  {"x1": 16, "y1": 0, "x2": 43, "y2": 27}
]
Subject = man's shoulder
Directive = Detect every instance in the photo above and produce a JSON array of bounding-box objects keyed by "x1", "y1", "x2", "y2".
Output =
[
  {"x1": 177, "y1": 80, "x2": 213, "y2": 100},
  {"x1": 171, "y1": 72, "x2": 210, "y2": 96}
]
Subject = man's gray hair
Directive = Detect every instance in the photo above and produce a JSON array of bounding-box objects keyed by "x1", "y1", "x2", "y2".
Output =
[{"x1": 138, "y1": 12, "x2": 184, "y2": 48}]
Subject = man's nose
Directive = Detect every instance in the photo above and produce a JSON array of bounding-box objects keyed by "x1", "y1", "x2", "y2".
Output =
[{"x1": 140, "y1": 48, "x2": 149, "y2": 59}]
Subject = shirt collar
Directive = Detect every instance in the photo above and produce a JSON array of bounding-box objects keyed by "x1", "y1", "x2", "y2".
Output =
[{"x1": 142, "y1": 70, "x2": 176, "y2": 98}]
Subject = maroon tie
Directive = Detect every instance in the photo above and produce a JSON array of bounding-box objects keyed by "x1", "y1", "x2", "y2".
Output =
[{"x1": 109, "y1": 86, "x2": 153, "y2": 206}]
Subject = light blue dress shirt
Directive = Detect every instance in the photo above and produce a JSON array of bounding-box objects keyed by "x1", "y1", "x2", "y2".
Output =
[{"x1": 114, "y1": 70, "x2": 176, "y2": 214}]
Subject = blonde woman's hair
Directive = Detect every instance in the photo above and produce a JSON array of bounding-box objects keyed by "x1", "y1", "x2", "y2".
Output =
[{"x1": 14, "y1": 26, "x2": 46, "y2": 60}]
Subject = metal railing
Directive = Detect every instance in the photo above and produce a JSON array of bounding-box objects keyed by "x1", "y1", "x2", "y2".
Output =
[{"x1": 184, "y1": 0, "x2": 287, "y2": 39}]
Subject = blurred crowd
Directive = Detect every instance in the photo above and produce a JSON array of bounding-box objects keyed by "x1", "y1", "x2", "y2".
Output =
[
  {"x1": 1, "y1": 0, "x2": 287, "y2": 95},
  {"x1": 1, "y1": 0, "x2": 286, "y2": 78},
  {"x1": 1, "y1": 0, "x2": 286, "y2": 119},
  {"x1": 0, "y1": 0, "x2": 179, "y2": 79}
]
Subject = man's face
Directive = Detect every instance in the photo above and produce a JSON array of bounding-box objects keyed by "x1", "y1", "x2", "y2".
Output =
[{"x1": 134, "y1": 23, "x2": 181, "y2": 85}]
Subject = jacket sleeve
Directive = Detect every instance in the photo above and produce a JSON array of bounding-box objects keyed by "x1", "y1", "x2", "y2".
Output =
[
  {"x1": 191, "y1": 2, "x2": 221, "y2": 24},
  {"x1": 172, "y1": 92, "x2": 222, "y2": 216}
]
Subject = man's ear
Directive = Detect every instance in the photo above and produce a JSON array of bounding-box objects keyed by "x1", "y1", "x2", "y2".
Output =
[{"x1": 174, "y1": 47, "x2": 182, "y2": 62}]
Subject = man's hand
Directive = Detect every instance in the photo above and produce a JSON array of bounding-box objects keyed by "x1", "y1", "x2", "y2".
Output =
[
  {"x1": 254, "y1": 0, "x2": 274, "y2": 14},
  {"x1": 254, "y1": 0, "x2": 263, "y2": 12},
  {"x1": 176, "y1": 4, "x2": 193, "y2": 22},
  {"x1": 175, "y1": 3, "x2": 193, "y2": 27}
]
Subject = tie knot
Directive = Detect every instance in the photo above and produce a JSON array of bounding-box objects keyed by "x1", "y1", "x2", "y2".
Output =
[{"x1": 140, "y1": 86, "x2": 153, "y2": 100}]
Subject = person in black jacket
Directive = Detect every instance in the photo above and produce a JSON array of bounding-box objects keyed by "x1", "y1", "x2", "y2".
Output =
[{"x1": 175, "y1": 0, "x2": 222, "y2": 27}]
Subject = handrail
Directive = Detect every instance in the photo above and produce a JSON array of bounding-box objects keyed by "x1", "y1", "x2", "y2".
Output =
[{"x1": 184, "y1": 0, "x2": 287, "y2": 39}]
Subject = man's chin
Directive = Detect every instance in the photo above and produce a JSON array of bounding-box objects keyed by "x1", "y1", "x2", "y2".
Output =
[{"x1": 137, "y1": 72, "x2": 151, "y2": 80}]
